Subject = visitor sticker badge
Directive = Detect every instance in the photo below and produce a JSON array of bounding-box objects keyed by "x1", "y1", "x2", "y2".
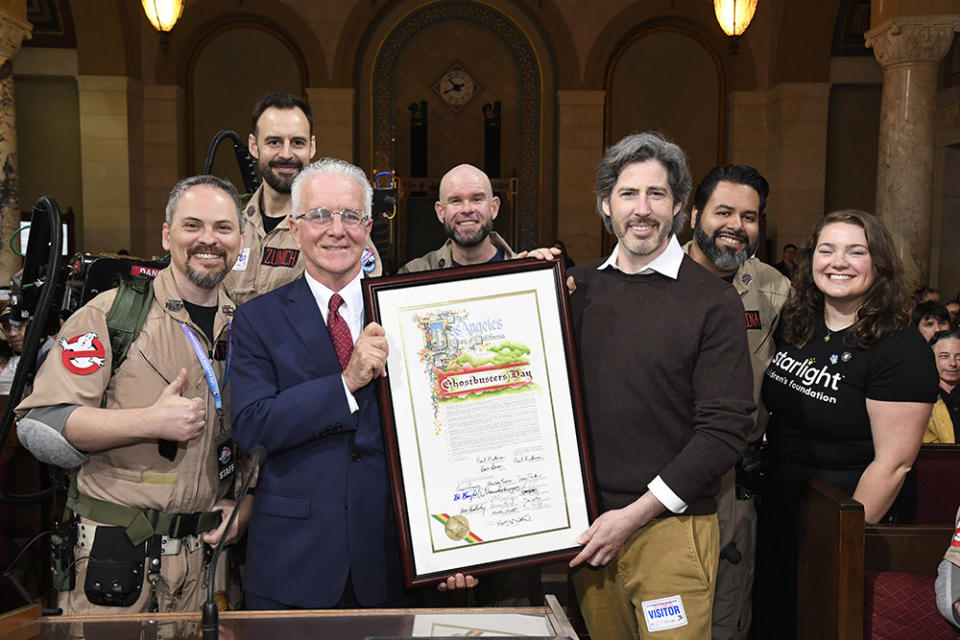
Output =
[
  {"x1": 642, "y1": 594, "x2": 687, "y2": 632},
  {"x1": 233, "y1": 247, "x2": 250, "y2": 271},
  {"x1": 60, "y1": 332, "x2": 106, "y2": 375}
]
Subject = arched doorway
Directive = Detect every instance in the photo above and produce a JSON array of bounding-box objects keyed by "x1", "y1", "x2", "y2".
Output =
[
  {"x1": 364, "y1": 0, "x2": 546, "y2": 265},
  {"x1": 602, "y1": 25, "x2": 725, "y2": 254},
  {"x1": 187, "y1": 23, "x2": 306, "y2": 189}
]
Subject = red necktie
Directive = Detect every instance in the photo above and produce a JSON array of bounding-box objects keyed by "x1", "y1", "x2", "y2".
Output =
[{"x1": 327, "y1": 293, "x2": 354, "y2": 370}]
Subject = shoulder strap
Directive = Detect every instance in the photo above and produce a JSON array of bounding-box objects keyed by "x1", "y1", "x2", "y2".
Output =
[{"x1": 104, "y1": 275, "x2": 154, "y2": 374}]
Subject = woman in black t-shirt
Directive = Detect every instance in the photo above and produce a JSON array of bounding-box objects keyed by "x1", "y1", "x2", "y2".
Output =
[{"x1": 753, "y1": 210, "x2": 937, "y2": 638}]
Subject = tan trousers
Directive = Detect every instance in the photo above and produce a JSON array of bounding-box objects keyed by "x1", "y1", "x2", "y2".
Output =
[
  {"x1": 711, "y1": 469, "x2": 757, "y2": 639},
  {"x1": 573, "y1": 514, "x2": 719, "y2": 640}
]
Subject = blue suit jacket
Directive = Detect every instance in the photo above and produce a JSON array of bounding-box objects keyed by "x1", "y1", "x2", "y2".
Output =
[{"x1": 231, "y1": 276, "x2": 405, "y2": 608}]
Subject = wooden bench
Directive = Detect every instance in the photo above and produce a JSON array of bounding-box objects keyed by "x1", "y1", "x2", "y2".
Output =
[{"x1": 796, "y1": 478, "x2": 955, "y2": 640}]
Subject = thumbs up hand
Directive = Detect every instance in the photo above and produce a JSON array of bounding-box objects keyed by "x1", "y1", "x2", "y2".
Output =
[{"x1": 147, "y1": 368, "x2": 206, "y2": 441}]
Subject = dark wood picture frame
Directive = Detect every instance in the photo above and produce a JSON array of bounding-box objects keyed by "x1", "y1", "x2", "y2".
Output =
[{"x1": 362, "y1": 259, "x2": 598, "y2": 587}]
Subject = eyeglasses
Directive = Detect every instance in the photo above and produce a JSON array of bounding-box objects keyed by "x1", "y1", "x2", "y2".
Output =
[{"x1": 296, "y1": 208, "x2": 370, "y2": 227}]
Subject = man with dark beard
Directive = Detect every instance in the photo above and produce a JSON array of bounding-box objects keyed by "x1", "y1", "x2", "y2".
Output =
[
  {"x1": 15, "y1": 175, "x2": 249, "y2": 614},
  {"x1": 683, "y1": 164, "x2": 789, "y2": 640},
  {"x1": 225, "y1": 93, "x2": 380, "y2": 303},
  {"x1": 398, "y1": 164, "x2": 516, "y2": 273}
]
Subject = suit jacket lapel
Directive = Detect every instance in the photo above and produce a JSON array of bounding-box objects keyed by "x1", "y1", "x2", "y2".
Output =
[{"x1": 283, "y1": 277, "x2": 339, "y2": 373}]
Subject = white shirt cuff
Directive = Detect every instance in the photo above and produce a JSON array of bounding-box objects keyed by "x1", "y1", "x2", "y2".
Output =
[
  {"x1": 648, "y1": 475, "x2": 688, "y2": 514},
  {"x1": 341, "y1": 376, "x2": 359, "y2": 413}
]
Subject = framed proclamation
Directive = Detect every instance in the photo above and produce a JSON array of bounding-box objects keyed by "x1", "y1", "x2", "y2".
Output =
[{"x1": 363, "y1": 259, "x2": 598, "y2": 587}]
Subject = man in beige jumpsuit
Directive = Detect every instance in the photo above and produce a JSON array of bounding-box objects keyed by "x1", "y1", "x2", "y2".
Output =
[
  {"x1": 683, "y1": 165, "x2": 789, "y2": 639},
  {"x1": 16, "y1": 175, "x2": 247, "y2": 614},
  {"x1": 225, "y1": 93, "x2": 380, "y2": 304},
  {"x1": 398, "y1": 164, "x2": 516, "y2": 273}
]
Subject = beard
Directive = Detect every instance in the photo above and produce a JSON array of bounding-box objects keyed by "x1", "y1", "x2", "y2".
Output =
[
  {"x1": 260, "y1": 158, "x2": 303, "y2": 194},
  {"x1": 186, "y1": 245, "x2": 230, "y2": 289},
  {"x1": 615, "y1": 216, "x2": 674, "y2": 260},
  {"x1": 445, "y1": 218, "x2": 492, "y2": 248},
  {"x1": 694, "y1": 221, "x2": 757, "y2": 272}
]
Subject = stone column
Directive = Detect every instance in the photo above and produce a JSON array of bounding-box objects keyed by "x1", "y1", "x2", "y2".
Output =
[
  {"x1": 0, "y1": 9, "x2": 31, "y2": 286},
  {"x1": 866, "y1": 16, "x2": 960, "y2": 288},
  {"x1": 556, "y1": 90, "x2": 604, "y2": 264}
]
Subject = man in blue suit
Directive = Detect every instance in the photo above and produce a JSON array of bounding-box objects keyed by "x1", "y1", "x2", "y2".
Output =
[{"x1": 231, "y1": 158, "x2": 474, "y2": 609}]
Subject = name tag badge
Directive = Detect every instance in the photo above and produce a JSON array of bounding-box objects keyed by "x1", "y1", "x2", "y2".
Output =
[
  {"x1": 642, "y1": 595, "x2": 687, "y2": 632},
  {"x1": 232, "y1": 248, "x2": 250, "y2": 272},
  {"x1": 215, "y1": 433, "x2": 236, "y2": 481}
]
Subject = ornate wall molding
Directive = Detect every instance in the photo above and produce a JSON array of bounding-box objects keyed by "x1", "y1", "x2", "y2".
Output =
[
  {"x1": 865, "y1": 15, "x2": 960, "y2": 67},
  {"x1": 372, "y1": 0, "x2": 541, "y2": 249},
  {"x1": 0, "y1": 8, "x2": 30, "y2": 285},
  {"x1": 0, "y1": 9, "x2": 32, "y2": 65}
]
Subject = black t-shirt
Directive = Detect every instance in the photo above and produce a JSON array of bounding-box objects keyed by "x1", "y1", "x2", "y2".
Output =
[
  {"x1": 258, "y1": 191, "x2": 286, "y2": 234},
  {"x1": 183, "y1": 301, "x2": 217, "y2": 344},
  {"x1": 762, "y1": 323, "x2": 937, "y2": 496},
  {"x1": 261, "y1": 211, "x2": 284, "y2": 234},
  {"x1": 451, "y1": 245, "x2": 505, "y2": 267}
]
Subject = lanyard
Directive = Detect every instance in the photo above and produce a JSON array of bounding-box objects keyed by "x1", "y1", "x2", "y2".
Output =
[
  {"x1": 222, "y1": 323, "x2": 232, "y2": 387},
  {"x1": 179, "y1": 322, "x2": 231, "y2": 412}
]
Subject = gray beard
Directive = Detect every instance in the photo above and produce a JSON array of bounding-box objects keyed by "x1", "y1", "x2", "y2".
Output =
[
  {"x1": 694, "y1": 225, "x2": 756, "y2": 272},
  {"x1": 448, "y1": 224, "x2": 490, "y2": 248},
  {"x1": 187, "y1": 264, "x2": 228, "y2": 289}
]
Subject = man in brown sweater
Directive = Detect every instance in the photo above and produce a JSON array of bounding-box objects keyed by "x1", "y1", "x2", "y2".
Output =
[{"x1": 567, "y1": 132, "x2": 754, "y2": 640}]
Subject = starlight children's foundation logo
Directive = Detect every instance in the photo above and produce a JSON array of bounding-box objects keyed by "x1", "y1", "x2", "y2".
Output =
[{"x1": 765, "y1": 349, "x2": 844, "y2": 404}]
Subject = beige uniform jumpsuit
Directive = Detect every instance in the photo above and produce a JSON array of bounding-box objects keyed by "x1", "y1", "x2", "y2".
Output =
[{"x1": 17, "y1": 267, "x2": 235, "y2": 614}]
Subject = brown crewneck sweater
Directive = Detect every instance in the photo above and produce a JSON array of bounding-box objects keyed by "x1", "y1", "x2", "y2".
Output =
[{"x1": 569, "y1": 255, "x2": 755, "y2": 515}]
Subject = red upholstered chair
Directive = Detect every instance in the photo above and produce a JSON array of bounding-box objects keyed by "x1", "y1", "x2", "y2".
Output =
[
  {"x1": 864, "y1": 570, "x2": 960, "y2": 640},
  {"x1": 798, "y1": 479, "x2": 956, "y2": 640}
]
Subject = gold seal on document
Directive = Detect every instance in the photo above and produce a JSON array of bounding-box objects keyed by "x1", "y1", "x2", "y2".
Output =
[{"x1": 444, "y1": 515, "x2": 470, "y2": 541}]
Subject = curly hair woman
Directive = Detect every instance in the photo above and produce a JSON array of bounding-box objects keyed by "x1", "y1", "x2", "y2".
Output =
[{"x1": 753, "y1": 210, "x2": 938, "y2": 638}]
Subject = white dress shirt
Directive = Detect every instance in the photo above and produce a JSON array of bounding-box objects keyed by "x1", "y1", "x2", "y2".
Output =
[
  {"x1": 304, "y1": 268, "x2": 364, "y2": 412},
  {"x1": 598, "y1": 234, "x2": 684, "y2": 279}
]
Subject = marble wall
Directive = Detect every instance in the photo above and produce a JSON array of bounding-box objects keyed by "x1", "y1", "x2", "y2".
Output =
[
  {"x1": 556, "y1": 90, "x2": 604, "y2": 265},
  {"x1": 141, "y1": 84, "x2": 183, "y2": 258},
  {"x1": 76, "y1": 75, "x2": 133, "y2": 255}
]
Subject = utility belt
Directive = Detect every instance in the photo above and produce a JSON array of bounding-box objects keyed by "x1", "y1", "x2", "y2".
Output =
[
  {"x1": 65, "y1": 471, "x2": 222, "y2": 546},
  {"x1": 57, "y1": 472, "x2": 222, "y2": 609},
  {"x1": 76, "y1": 521, "x2": 204, "y2": 555}
]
